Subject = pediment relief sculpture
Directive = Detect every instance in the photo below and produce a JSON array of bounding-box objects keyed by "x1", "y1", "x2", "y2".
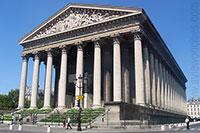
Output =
[{"x1": 27, "y1": 8, "x2": 131, "y2": 41}]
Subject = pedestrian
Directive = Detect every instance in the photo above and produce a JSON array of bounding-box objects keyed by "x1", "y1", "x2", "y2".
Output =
[
  {"x1": 185, "y1": 116, "x2": 190, "y2": 130},
  {"x1": 67, "y1": 117, "x2": 72, "y2": 129},
  {"x1": 63, "y1": 119, "x2": 66, "y2": 128},
  {"x1": 11, "y1": 114, "x2": 14, "y2": 124},
  {"x1": 19, "y1": 117, "x2": 23, "y2": 125}
]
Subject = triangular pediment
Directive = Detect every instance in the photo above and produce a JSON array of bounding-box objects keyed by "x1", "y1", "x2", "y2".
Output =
[{"x1": 19, "y1": 3, "x2": 142, "y2": 44}]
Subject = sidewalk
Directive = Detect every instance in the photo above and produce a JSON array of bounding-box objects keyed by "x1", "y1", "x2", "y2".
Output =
[{"x1": 0, "y1": 123, "x2": 164, "y2": 133}]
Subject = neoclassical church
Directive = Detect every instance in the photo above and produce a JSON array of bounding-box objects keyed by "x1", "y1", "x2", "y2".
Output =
[{"x1": 18, "y1": 3, "x2": 187, "y2": 123}]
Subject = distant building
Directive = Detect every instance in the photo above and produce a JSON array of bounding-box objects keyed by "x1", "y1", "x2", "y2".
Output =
[
  {"x1": 25, "y1": 86, "x2": 54, "y2": 101},
  {"x1": 187, "y1": 98, "x2": 200, "y2": 119}
]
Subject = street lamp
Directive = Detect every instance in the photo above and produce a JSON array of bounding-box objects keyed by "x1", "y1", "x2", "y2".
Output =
[{"x1": 73, "y1": 74, "x2": 87, "y2": 131}]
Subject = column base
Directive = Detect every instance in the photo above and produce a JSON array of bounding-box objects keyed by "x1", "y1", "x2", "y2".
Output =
[
  {"x1": 41, "y1": 106, "x2": 51, "y2": 110},
  {"x1": 16, "y1": 106, "x2": 24, "y2": 110},
  {"x1": 92, "y1": 104, "x2": 101, "y2": 108},
  {"x1": 58, "y1": 106, "x2": 66, "y2": 110},
  {"x1": 29, "y1": 106, "x2": 38, "y2": 110}
]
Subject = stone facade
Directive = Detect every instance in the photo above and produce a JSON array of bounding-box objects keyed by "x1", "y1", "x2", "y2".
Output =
[
  {"x1": 17, "y1": 3, "x2": 187, "y2": 121},
  {"x1": 187, "y1": 98, "x2": 200, "y2": 119}
]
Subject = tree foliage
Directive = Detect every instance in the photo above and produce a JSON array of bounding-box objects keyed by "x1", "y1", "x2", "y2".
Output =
[{"x1": 0, "y1": 89, "x2": 19, "y2": 109}]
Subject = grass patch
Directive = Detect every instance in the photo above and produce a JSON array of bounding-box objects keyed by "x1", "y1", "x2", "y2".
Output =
[{"x1": 16, "y1": 109, "x2": 53, "y2": 114}]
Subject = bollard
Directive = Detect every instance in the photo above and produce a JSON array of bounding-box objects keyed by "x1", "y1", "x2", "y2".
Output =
[
  {"x1": 9, "y1": 124, "x2": 13, "y2": 130},
  {"x1": 47, "y1": 125, "x2": 51, "y2": 133},
  {"x1": 18, "y1": 125, "x2": 22, "y2": 131},
  {"x1": 168, "y1": 124, "x2": 172, "y2": 129},
  {"x1": 161, "y1": 125, "x2": 165, "y2": 131},
  {"x1": 178, "y1": 123, "x2": 181, "y2": 127}
]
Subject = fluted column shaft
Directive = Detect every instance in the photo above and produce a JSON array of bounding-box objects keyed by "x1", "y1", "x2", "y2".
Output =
[
  {"x1": 143, "y1": 44, "x2": 151, "y2": 106},
  {"x1": 43, "y1": 50, "x2": 53, "y2": 109},
  {"x1": 134, "y1": 33, "x2": 145, "y2": 105},
  {"x1": 93, "y1": 39, "x2": 101, "y2": 108},
  {"x1": 75, "y1": 42, "x2": 84, "y2": 107},
  {"x1": 113, "y1": 35, "x2": 122, "y2": 102},
  {"x1": 18, "y1": 55, "x2": 28, "y2": 109},
  {"x1": 58, "y1": 46, "x2": 68, "y2": 109},
  {"x1": 162, "y1": 66, "x2": 166, "y2": 109},
  {"x1": 149, "y1": 50, "x2": 156, "y2": 107},
  {"x1": 30, "y1": 53, "x2": 40, "y2": 109},
  {"x1": 165, "y1": 69, "x2": 168, "y2": 110},
  {"x1": 155, "y1": 56, "x2": 160, "y2": 107},
  {"x1": 159, "y1": 61, "x2": 164, "y2": 108},
  {"x1": 168, "y1": 73, "x2": 172, "y2": 111}
]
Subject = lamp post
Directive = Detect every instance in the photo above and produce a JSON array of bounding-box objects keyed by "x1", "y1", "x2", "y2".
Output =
[{"x1": 74, "y1": 74, "x2": 87, "y2": 131}]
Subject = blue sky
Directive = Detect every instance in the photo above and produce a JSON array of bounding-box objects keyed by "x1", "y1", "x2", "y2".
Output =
[{"x1": 0, "y1": 0, "x2": 199, "y2": 100}]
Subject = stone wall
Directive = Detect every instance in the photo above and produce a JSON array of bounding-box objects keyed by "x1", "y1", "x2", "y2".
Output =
[{"x1": 105, "y1": 102, "x2": 186, "y2": 125}]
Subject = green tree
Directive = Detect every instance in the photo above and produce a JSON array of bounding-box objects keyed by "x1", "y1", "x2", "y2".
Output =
[
  {"x1": 37, "y1": 98, "x2": 43, "y2": 109},
  {"x1": 0, "y1": 94, "x2": 9, "y2": 108},
  {"x1": 7, "y1": 89, "x2": 19, "y2": 108}
]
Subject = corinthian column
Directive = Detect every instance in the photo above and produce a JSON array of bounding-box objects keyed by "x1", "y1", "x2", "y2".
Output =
[
  {"x1": 58, "y1": 46, "x2": 68, "y2": 109},
  {"x1": 149, "y1": 49, "x2": 156, "y2": 107},
  {"x1": 155, "y1": 55, "x2": 160, "y2": 107},
  {"x1": 18, "y1": 54, "x2": 28, "y2": 109},
  {"x1": 43, "y1": 49, "x2": 53, "y2": 109},
  {"x1": 134, "y1": 33, "x2": 145, "y2": 106},
  {"x1": 159, "y1": 60, "x2": 164, "y2": 109},
  {"x1": 93, "y1": 38, "x2": 101, "y2": 108},
  {"x1": 75, "y1": 42, "x2": 84, "y2": 107},
  {"x1": 30, "y1": 52, "x2": 40, "y2": 109},
  {"x1": 112, "y1": 33, "x2": 122, "y2": 102},
  {"x1": 143, "y1": 44, "x2": 151, "y2": 106}
]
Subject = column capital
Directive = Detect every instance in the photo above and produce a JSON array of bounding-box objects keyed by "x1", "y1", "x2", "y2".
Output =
[
  {"x1": 131, "y1": 28, "x2": 144, "y2": 41},
  {"x1": 75, "y1": 41, "x2": 85, "y2": 51},
  {"x1": 92, "y1": 37, "x2": 101, "y2": 48},
  {"x1": 45, "y1": 48, "x2": 53, "y2": 57},
  {"x1": 32, "y1": 51, "x2": 40, "y2": 60},
  {"x1": 21, "y1": 53, "x2": 29, "y2": 62},
  {"x1": 59, "y1": 45, "x2": 70, "y2": 54},
  {"x1": 110, "y1": 33, "x2": 120, "y2": 44},
  {"x1": 133, "y1": 32, "x2": 141, "y2": 41}
]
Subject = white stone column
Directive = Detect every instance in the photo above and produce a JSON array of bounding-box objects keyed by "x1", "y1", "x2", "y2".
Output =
[
  {"x1": 75, "y1": 42, "x2": 84, "y2": 107},
  {"x1": 112, "y1": 34, "x2": 122, "y2": 102},
  {"x1": 43, "y1": 49, "x2": 53, "y2": 109},
  {"x1": 155, "y1": 55, "x2": 160, "y2": 107},
  {"x1": 18, "y1": 54, "x2": 28, "y2": 109},
  {"x1": 165, "y1": 68, "x2": 168, "y2": 110},
  {"x1": 159, "y1": 61, "x2": 164, "y2": 109},
  {"x1": 30, "y1": 52, "x2": 40, "y2": 109},
  {"x1": 134, "y1": 33, "x2": 145, "y2": 106},
  {"x1": 93, "y1": 38, "x2": 101, "y2": 108},
  {"x1": 58, "y1": 46, "x2": 68, "y2": 109},
  {"x1": 149, "y1": 49, "x2": 156, "y2": 107},
  {"x1": 143, "y1": 44, "x2": 151, "y2": 106},
  {"x1": 168, "y1": 73, "x2": 172, "y2": 111},
  {"x1": 162, "y1": 66, "x2": 166, "y2": 109}
]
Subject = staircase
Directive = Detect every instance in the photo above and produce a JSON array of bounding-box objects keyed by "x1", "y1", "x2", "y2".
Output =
[{"x1": 91, "y1": 112, "x2": 109, "y2": 128}]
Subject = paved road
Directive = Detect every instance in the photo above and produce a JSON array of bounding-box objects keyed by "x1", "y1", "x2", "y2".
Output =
[
  {"x1": 0, "y1": 122, "x2": 200, "y2": 133},
  {"x1": 169, "y1": 122, "x2": 200, "y2": 133}
]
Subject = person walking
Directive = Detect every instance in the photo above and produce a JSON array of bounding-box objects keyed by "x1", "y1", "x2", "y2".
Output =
[
  {"x1": 67, "y1": 117, "x2": 72, "y2": 129},
  {"x1": 63, "y1": 119, "x2": 66, "y2": 128},
  {"x1": 185, "y1": 116, "x2": 190, "y2": 130}
]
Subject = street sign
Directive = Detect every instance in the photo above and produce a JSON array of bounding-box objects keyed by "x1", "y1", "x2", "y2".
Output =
[{"x1": 76, "y1": 95, "x2": 84, "y2": 100}]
